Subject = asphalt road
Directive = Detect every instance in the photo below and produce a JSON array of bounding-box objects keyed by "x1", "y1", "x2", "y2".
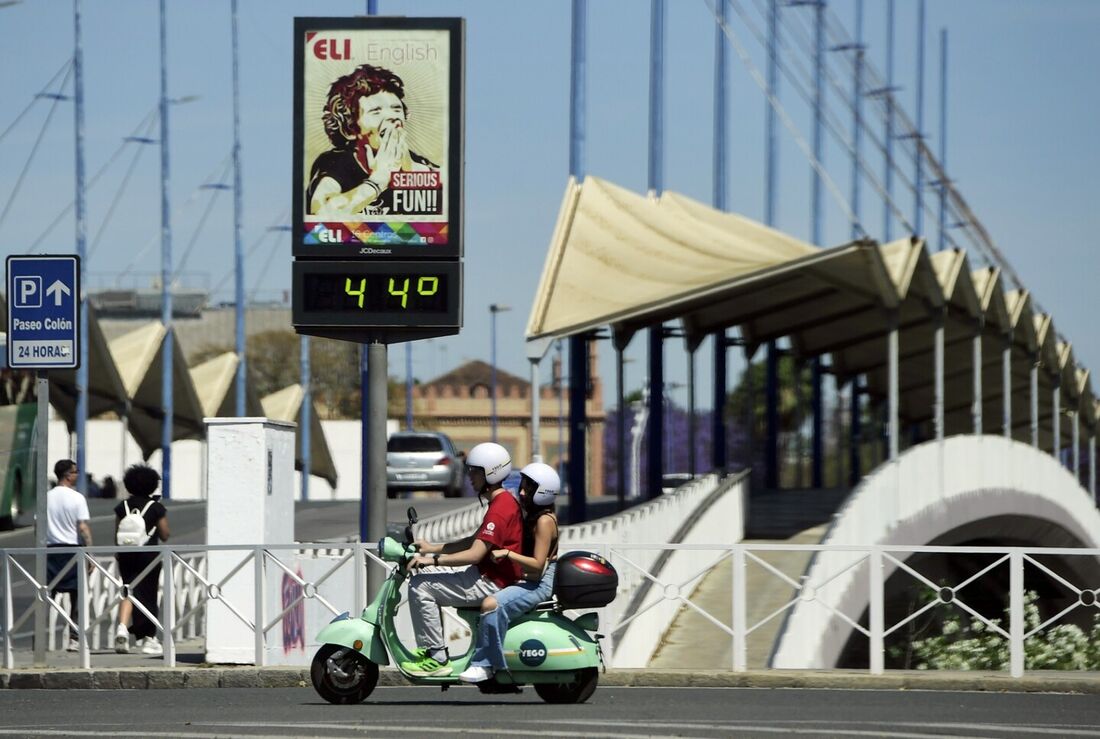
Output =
[{"x1": 2, "y1": 686, "x2": 1098, "y2": 737}]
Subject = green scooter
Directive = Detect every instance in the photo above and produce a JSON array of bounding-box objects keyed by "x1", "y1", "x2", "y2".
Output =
[{"x1": 310, "y1": 507, "x2": 609, "y2": 704}]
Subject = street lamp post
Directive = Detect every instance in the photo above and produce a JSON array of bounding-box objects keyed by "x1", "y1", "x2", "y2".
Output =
[{"x1": 490, "y1": 304, "x2": 511, "y2": 443}]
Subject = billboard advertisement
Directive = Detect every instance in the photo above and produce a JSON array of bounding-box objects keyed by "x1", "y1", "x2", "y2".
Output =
[{"x1": 293, "y1": 17, "x2": 464, "y2": 259}]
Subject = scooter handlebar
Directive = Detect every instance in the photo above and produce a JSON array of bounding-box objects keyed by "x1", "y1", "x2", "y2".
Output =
[{"x1": 378, "y1": 537, "x2": 418, "y2": 563}]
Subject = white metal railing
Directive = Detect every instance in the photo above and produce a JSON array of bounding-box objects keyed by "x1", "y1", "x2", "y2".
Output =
[
  {"x1": 4, "y1": 541, "x2": 1099, "y2": 677},
  {"x1": 557, "y1": 542, "x2": 1100, "y2": 676},
  {"x1": 772, "y1": 435, "x2": 1100, "y2": 669}
]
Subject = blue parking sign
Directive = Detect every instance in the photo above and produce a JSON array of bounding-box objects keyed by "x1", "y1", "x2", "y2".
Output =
[{"x1": 6, "y1": 255, "x2": 80, "y2": 369}]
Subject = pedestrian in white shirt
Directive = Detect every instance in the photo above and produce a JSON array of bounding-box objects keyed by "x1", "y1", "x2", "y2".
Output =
[{"x1": 46, "y1": 459, "x2": 92, "y2": 652}]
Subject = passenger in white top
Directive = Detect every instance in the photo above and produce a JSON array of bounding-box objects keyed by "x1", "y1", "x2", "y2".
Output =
[{"x1": 45, "y1": 459, "x2": 93, "y2": 652}]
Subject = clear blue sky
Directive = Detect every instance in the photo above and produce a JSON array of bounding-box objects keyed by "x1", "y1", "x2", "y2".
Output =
[{"x1": 2, "y1": 1, "x2": 1097, "y2": 413}]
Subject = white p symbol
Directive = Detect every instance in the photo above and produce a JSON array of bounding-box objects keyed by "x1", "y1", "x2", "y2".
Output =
[{"x1": 18, "y1": 277, "x2": 40, "y2": 308}]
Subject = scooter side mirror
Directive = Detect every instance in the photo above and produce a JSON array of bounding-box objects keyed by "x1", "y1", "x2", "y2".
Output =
[
  {"x1": 403, "y1": 525, "x2": 415, "y2": 545},
  {"x1": 407, "y1": 507, "x2": 418, "y2": 525}
]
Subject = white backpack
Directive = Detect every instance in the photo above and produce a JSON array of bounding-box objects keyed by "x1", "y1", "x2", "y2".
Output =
[{"x1": 116, "y1": 500, "x2": 155, "y2": 546}]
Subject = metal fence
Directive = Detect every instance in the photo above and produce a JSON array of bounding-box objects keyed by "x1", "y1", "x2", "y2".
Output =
[{"x1": 4, "y1": 540, "x2": 1098, "y2": 677}]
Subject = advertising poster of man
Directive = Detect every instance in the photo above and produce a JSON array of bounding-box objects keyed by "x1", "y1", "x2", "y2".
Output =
[{"x1": 296, "y1": 19, "x2": 462, "y2": 255}]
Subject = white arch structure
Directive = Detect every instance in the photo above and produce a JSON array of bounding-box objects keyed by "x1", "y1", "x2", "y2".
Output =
[{"x1": 772, "y1": 434, "x2": 1100, "y2": 670}]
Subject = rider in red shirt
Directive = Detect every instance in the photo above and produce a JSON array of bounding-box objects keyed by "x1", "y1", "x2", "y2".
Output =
[{"x1": 402, "y1": 442, "x2": 523, "y2": 675}]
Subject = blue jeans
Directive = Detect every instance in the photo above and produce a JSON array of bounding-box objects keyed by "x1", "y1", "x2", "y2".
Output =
[{"x1": 470, "y1": 563, "x2": 556, "y2": 671}]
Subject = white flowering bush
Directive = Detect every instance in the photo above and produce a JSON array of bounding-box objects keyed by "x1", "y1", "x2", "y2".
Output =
[{"x1": 904, "y1": 591, "x2": 1100, "y2": 671}]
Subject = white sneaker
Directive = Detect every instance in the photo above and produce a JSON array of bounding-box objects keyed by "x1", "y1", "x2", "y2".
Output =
[
  {"x1": 66, "y1": 636, "x2": 80, "y2": 652},
  {"x1": 140, "y1": 636, "x2": 163, "y2": 655},
  {"x1": 457, "y1": 665, "x2": 494, "y2": 683},
  {"x1": 115, "y1": 625, "x2": 130, "y2": 654}
]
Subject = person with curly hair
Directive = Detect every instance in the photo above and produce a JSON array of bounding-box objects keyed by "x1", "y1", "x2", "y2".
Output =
[
  {"x1": 307, "y1": 63, "x2": 438, "y2": 217},
  {"x1": 112, "y1": 464, "x2": 170, "y2": 656}
]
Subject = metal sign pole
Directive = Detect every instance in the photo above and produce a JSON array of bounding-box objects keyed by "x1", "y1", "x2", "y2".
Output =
[
  {"x1": 33, "y1": 370, "x2": 49, "y2": 666},
  {"x1": 366, "y1": 341, "x2": 388, "y2": 597}
]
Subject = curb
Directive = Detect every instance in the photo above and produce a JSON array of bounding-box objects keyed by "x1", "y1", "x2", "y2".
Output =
[{"x1": 3, "y1": 667, "x2": 1100, "y2": 693}]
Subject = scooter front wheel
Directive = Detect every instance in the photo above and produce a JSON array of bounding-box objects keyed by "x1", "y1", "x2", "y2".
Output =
[
  {"x1": 311, "y1": 643, "x2": 379, "y2": 704},
  {"x1": 534, "y1": 667, "x2": 599, "y2": 704}
]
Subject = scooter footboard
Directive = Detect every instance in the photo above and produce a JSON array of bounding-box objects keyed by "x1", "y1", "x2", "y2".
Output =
[{"x1": 315, "y1": 616, "x2": 390, "y2": 666}]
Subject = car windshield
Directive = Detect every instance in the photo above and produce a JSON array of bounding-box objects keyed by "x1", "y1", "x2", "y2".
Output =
[{"x1": 387, "y1": 436, "x2": 444, "y2": 453}]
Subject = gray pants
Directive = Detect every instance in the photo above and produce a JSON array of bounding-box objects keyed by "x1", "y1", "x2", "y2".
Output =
[{"x1": 408, "y1": 566, "x2": 500, "y2": 651}]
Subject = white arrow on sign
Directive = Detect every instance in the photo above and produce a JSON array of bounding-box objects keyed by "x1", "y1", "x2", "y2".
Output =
[{"x1": 45, "y1": 279, "x2": 71, "y2": 306}]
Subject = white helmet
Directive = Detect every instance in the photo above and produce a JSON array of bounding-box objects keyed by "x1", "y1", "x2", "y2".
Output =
[
  {"x1": 520, "y1": 462, "x2": 561, "y2": 507},
  {"x1": 466, "y1": 442, "x2": 512, "y2": 485}
]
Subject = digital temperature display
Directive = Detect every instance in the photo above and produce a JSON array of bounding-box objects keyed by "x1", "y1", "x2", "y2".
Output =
[
  {"x1": 292, "y1": 260, "x2": 461, "y2": 332},
  {"x1": 303, "y1": 273, "x2": 449, "y2": 314}
]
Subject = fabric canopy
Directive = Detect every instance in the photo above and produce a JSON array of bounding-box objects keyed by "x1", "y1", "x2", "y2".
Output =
[
  {"x1": 526, "y1": 176, "x2": 817, "y2": 344},
  {"x1": 108, "y1": 321, "x2": 205, "y2": 459},
  {"x1": 189, "y1": 352, "x2": 265, "y2": 418},
  {"x1": 261, "y1": 384, "x2": 338, "y2": 489}
]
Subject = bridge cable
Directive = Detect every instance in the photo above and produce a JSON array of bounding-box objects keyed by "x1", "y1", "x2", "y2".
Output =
[
  {"x1": 1, "y1": 62, "x2": 74, "y2": 238},
  {"x1": 0, "y1": 57, "x2": 73, "y2": 146}
]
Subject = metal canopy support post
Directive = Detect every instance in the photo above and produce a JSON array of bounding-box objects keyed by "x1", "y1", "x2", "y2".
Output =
[
  {"x1": 158, "y1": 0, "x2": 174, "y2": 497},
  {"x1": 765, "y1": 343, "x2": 779, "y2": 488},
  {"x1": 1089, "y1": 432, "x2": 1096, "y2": 502},
  {"x1": 33, "y1": 371, "x2": 48, "y2": 666},
  {"x1": 568, "y1": 335, "x2": 588, "y2": 520},
  {"x1": 809, "y1": 0, "x2": 824, "y2": 490},
  {"x1": 688, "y1": 346, "x2": 697, "y2": 478},
  {"x1": 646, "y1": 0, "x2": 666, "y2": 502},
  {"x1": 1053, "y1": 378, "x2": 1061, "y2": 463},
  {"x1": 231, "y1": 0, "x2": 246, "y2": 417},
  {"x1": 972, "y1": 321, "x2": 983, "y2": 435},
  {"x1": 1072, "y1": 412, "x2": 1080, "y2": 481},
  {"x1": 937, "y1": 28, "x2": 948, "y2": 252},
  {"x1": 74, "y1": 0, "x2": 89, "y2": 493},
  {"x1": 646, "y1": 329, "x2": 664, "y2": 500},
  {"x1": 1030, "y1": 356, "x2": 1039, "y2": 448},
  {"x1": 933, "y1": 312, "x2": 944, "y2": 440},
  {"x1": 888, "y1": 312, "x2": 899, "y2": 462},
  {"x1": 713, "y1": 335, "x2": 727, "y2": 473},
  {"x1": 883, "y1": 0, "x2": 895, "y2": 241},
  {"x1": 565, "y1": 0, "x2": 587, "y2": 520},
  {"x1": 365, "y1": 342, "x2": 388, "y2": 596},
  {"x1": 300, "y1": 337, "x2": 311, "y2": 501},
  {"x1": 529, "y1": 358, "x2": 541, "y2": 461},
  {"x1": 811, "y1": 360, "x2": 823, "y2": 487},
  {"x1": 764, "y1": 0, "x2": 780, "y2": 491},
  {"x1": 711, "y1": 0, "x2": 729, "y2": 476},
  {"x1": 406, "y1": 344, "x2": 413, "y2": 430},
  {"x1": 615, "y1": 345, "x2": 625, "y2": 510},
  {"x1": 849, "y1": 378, "x2": 861, "y2": 486},
  {"x1": 1002, "y1": 334, "x2": 1012, "y2": 439},
  {"x1": 359, "y1": 346, "x2": 369, "y2": 543},
  {"x1": 914, "y1": 0, "x2": 926, "y2": 235}
]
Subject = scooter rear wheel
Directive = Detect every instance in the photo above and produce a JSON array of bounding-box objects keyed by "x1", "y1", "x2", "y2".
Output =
[
  {"x1": 311, "y1": 644, "x2": 379, "y2": 704},
  {"x1": 533, "y1": 667, "x2": 599, "y2": 704}
]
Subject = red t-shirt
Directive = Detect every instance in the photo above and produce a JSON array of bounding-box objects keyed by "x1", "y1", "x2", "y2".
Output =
[{"x1": 475, "y1": 490, "x2": 523, "y2": 587}]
